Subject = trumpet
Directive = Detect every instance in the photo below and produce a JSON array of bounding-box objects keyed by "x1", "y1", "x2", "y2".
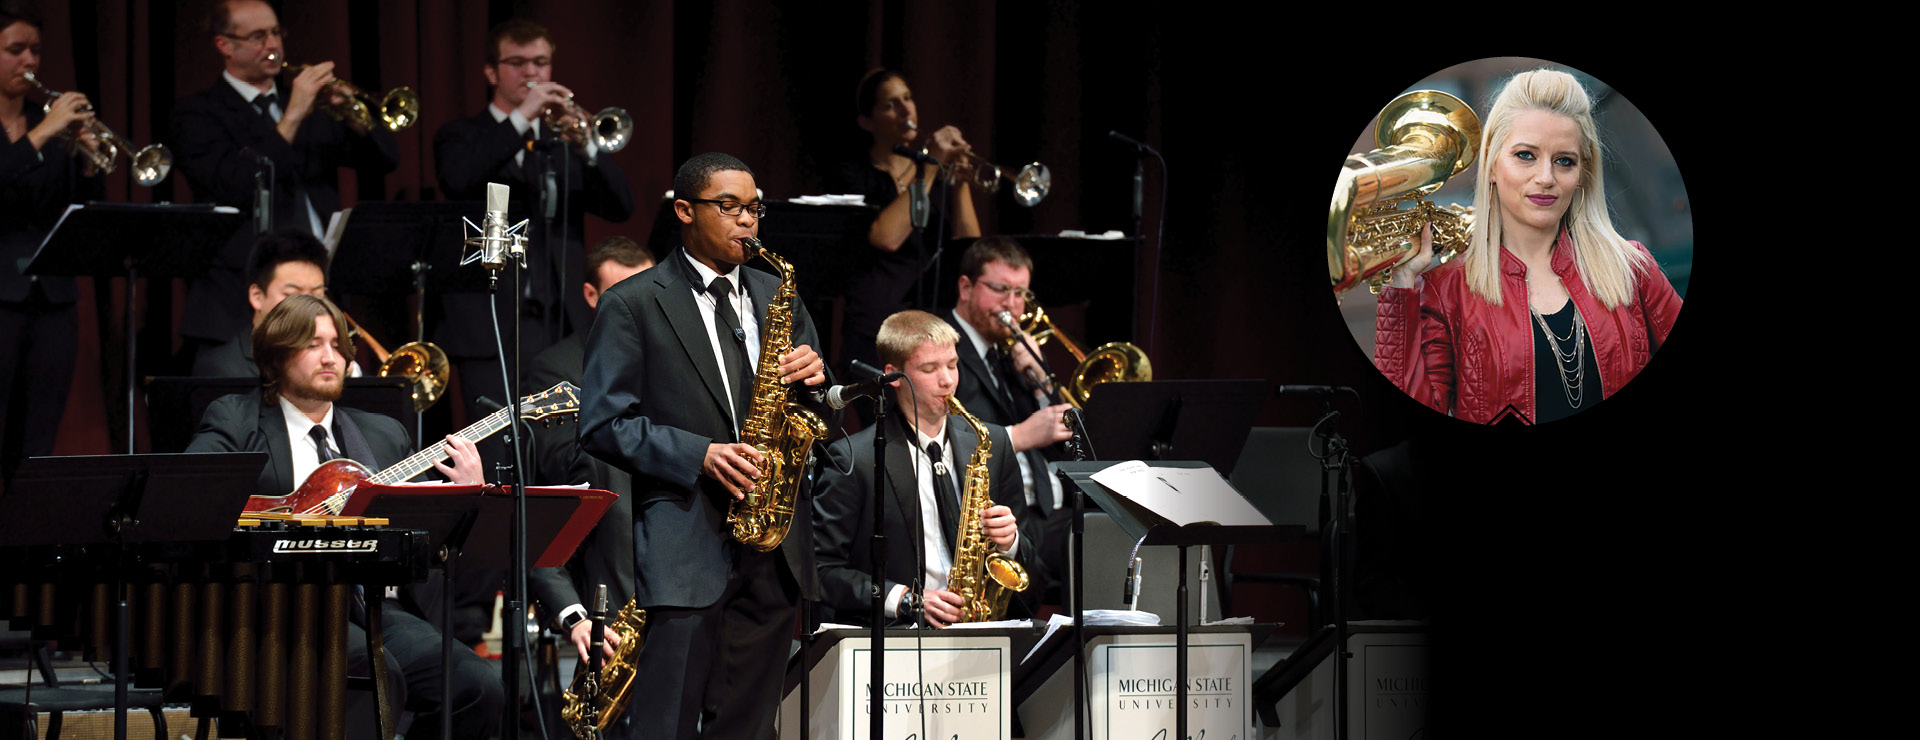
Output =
[
  {"x1": 21, "y1": 71, "x2": 172, "y2": 186},
  {"x1": 339, "y1": 311, "x2": 450, "y2": 412},
  {"x1": 996, "y1": 307, "x2": 1150, "y2": 409},
  {"x1": 1327, "y1": 90, "x2": 1480, "y2": 294},
  {"x1": 908, "y1": 122, "x2": 1050, "y2": 206},
  {"x1": 266, "y1": 52, "x2": 419, "y2": 131},
  {"x1": 525, "y1": 81, "x2": 632, "y2": 153}
]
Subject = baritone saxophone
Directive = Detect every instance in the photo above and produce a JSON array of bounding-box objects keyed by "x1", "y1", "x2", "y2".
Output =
[
  {"x1": 727, "y1": 237, "x2": 828, "y2": 551},
  {"x1": 947, "y1": 396, "x2": 1030, "y2": 622}
]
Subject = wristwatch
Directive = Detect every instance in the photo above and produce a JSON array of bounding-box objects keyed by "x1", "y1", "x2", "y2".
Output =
[{"x1": 560, "y1": 610, "x2": 586, "y2": 632}]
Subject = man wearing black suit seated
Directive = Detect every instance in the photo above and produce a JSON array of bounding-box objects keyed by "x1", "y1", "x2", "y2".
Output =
[
  {"x1": 525, "y1": 235, "x2": 651, "y2": 740},
  {"x1": 170, "y1": 0, "x2": 398, "y2": 364},
  {"x1": 431, "y1": 17, "x2": 634, "y2": 430},
  {"x1": 184, "y1": 294, "x2": 501, "y2": 740},
  {"x1": 191, "y1": 228, "x2": 332, "y2": 378},
  {"x1": 580, "y1": 153, "x2": 827, "y2": 740},
  {"x1": 944, "y1": 236, "x2": 1075, "y2": 598},
  {"x1": 811, "y1": 310, "x2": 1048, "y2": 627}
]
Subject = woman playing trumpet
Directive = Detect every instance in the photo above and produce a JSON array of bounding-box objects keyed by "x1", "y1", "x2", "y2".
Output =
[
  {"x1": 1375, "y1": 68, "x2": 1683, "y2": 425},
  {"x1": 832, "y1": 68, "x2": 983, "y2": 373},
  {"x1": 1, "y1": 0, "x2": 102, "y2": 488}
]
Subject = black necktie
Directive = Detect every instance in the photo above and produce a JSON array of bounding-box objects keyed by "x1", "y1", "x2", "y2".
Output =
[
  {"x1": 708, "y1": 277, "x2": 753, "y2": 431},
  {"x1": 929, "y1": 440, "x2": 960, "y2": 552},
  {"x1": 309, "y1": 425, "x2": 336, "y2": 463},
  {"x1": 519, "y1": 125, "x2": 538, "y2": 179},
  {"x1": 253, "y1": 92, "x2": 278, "y2": 123}
]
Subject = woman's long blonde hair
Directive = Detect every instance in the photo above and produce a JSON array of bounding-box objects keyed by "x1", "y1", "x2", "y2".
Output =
[{"x1": 1461, "y1": 68, "x2": 1649, "y2": 309}]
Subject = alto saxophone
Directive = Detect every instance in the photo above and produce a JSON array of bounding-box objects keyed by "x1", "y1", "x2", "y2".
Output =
[
  {"x1": 560, "y1": 589, "x2": 648, "y2": 740},
  {"x1": 727, "y1": 237, "x2": 828, "y2": 551},
  {"x1": 946, "y1": 396, "x2": 1031, "y2": 622}
]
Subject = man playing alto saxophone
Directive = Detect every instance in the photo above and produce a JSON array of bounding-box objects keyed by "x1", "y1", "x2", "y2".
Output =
[
  {"x1": 579, "y1": 152, "x2": 828, "y2": 740},
  {"x1": 811, "y1": 310, "x2": 1043, "y2": 627}
]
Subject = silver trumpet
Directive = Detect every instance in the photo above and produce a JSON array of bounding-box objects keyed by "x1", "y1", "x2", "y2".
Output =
[
  {"x1": 526, "y1": 81, "x2": 632, "y2": 153},
  {"x1": 22, "y1": 71, "x2": 172, "y2": 186},
  {"x1": 908, "y1": 121, "x2": 1049, "y2": 206}
]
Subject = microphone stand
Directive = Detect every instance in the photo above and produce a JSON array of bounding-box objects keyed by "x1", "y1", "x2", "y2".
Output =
[
  {"x1": 866, "y1": 386, "x2": 890, "y2": 740},
  {"x1": 1110, "y1": 132, "x2": 1169, "y2": 354}
]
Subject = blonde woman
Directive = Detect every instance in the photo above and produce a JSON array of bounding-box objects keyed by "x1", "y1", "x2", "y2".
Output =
[{"x1": 1375, "y1": 68, "x2": 1683, "y2": 424}]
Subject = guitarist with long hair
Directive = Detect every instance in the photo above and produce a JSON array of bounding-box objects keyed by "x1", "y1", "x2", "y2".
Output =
[{"x1": 185, "y1": 292, "x2": 505, "y2": 740}]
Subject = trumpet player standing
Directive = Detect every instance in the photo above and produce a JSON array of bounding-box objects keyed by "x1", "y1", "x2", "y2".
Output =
[
  {"x1": 432, "y1": 18, "x2": 634, "y2": 477},
  {"x1": 170, "y1": 0, "x2": 398, "y2": 371},
  {"x1": 0, "y1": 0, "x2": 102, "y2": 490}
]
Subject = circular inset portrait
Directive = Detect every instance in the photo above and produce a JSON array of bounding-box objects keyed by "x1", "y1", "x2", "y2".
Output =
[{"x1": 1330, "y1": 58, "x2": 1691, "y2": 425}]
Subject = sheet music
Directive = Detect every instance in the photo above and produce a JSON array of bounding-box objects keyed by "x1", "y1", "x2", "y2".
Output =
[
  {"x1": 1089, "y1": 461, "x2": 1272, "y2": 527},
  {"x1": 322, "y1": 208, "x2": 352, "y2": 257}
]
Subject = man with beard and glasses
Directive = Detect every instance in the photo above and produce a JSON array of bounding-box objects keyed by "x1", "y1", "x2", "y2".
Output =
[{"x1": 184, "y1": 293, "x2": 504, "y2": 740}]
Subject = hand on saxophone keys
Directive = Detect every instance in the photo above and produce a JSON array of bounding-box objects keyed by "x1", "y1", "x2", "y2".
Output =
[
  {"x1": 777, "y1": 344, "x2": 827, "y2": 386},
  {"x1": 569, "y1": 618, "x2": 621, "y2": 663},
  {"x1": 920, "y1": 588, "x2": 967, "y2": 628},
  {"x1": 704, "y1": 443, "x2": 766, "y2": 499},
  {"x1": 980, "y1": 504, "x2": 1018, "y2": 552}
]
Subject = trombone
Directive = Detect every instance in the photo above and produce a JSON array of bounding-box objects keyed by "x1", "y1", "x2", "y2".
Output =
[
  {"x1": 266, "y1": 52, "x2": 420, "y2": 131},
  {"x1": 339, "y1": 311, "x2": 450, "y2": 412},
  {"x1": 526, "y1": 81, "x2": 632, "y2": 153},
  {"x1": 21, "y1": 71, "x2": 172, "y2": 186},
  {"x1": 997, "y1": 306, "x2": 1150, "y2": 409}
]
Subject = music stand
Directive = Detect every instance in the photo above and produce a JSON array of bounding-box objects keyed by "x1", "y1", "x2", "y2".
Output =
[
  {"x1": 1051, "y1": 460, "x2": 1299, "y2": 740},
  {"x1": 25, "y1": 203, "x2": 246, "y2": 453},
  {"x1": 1079, "y1": 379, "x2": 1266, "y2": 475},
  {"x1": 0, "y1": 452, "x2": 265, "y2": 740}
]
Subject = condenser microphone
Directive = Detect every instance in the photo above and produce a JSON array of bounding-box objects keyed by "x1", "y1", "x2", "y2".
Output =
[
  {"x1": 480, "y1": 182, "x2": 510, "y2": 273},
  {"x1": 892, "y1": 144, "x2": 937, "y2": 165}
]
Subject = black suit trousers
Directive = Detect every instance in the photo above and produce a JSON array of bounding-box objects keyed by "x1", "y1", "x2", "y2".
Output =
[
  {"x1": 629, "y1": 547, "x2": 797, "y2": 740},
  {"x1": 347, "y1": 602, "x2": 505, "y2": 740}
]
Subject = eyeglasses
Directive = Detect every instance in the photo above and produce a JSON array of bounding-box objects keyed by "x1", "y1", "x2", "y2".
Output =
[
  {"x1": 222, "y1": 26, "x2": 285, "y2": 46},
  {"x1": 978, "y1": 280, "x2": 1035, "y2": 303},
  {"x1": 686, "y1": 199, "x2": 768, "y2": 218},
  {"x1": 495, "y1": 56, "x2": 552, "y2": 70}
]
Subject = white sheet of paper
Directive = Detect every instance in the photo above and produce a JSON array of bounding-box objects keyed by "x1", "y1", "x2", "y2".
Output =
[{"x1": 1089, "y1": 460, "x2": 1272, "y2": 527}]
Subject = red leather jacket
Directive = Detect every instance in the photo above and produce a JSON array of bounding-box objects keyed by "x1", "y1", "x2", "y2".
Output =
[{"x1": 1375, "y1": 232, "x2": 1683, "y2": 424}]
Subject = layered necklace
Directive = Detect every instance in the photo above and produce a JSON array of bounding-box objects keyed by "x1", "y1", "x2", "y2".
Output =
[{"x1": 1530, "y1": 298, "x2": 1588, "y2": 409}]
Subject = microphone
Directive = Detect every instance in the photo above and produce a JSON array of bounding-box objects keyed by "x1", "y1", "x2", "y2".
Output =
[
  {"x1": 824, "y1": 359, "x2": 903, "y2": 410},
  {"x1": 480, "y1": 182, "x2": 510, "y2": 273},
  {"x1": 1109, "y1": 130, "x2": 1149, "y2": 150},
  {"x1": 892, "y1": 144, "x2": 937, "y2": 165}
]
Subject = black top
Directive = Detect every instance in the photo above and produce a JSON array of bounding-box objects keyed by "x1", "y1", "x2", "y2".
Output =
[
  {"x1": 828, "y1": 160, "x2": 954, "y2": 369},
  {"x1": 1532, "y1": 299, "x2": 1600, "y2": 424},
  {"x1": 2, "y1": 106, "x2": 105, "y2": 304}
]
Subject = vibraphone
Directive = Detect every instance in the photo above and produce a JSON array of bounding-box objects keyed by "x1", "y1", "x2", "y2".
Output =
[{"x1": 1, "y1": 515, "x2": 431, "y2": 740}]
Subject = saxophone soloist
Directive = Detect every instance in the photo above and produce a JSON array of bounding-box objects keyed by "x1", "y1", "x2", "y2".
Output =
[
  {"x1": 727, "y1": 236, "x2": 828, "y2": 551},
  {"x1": 947, "y1": 396, "x2": 1030, "y2": 622}
]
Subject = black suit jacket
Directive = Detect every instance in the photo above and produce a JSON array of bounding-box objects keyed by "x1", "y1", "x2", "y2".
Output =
[
  {"x1": 190, "y1": 329, "x2": 259, "y2": 378},
  {"x1": 944, "y1": 311, "x2": 1061, "y2": 516},
  {"x1": 1, "y1": 106, "x2": 105, "y2": 304},
  {"x1": 170, "y1": 75, "x2": 399, "y2": 341},
  {"x1": 579, "y1": 248, "x2": 826, "y2": 610},
  {"x1": 431, "y1": 109, "x2": 634, "y2": 357},
  {"x1": 810, "y1": 413, "x2": 1038, "y2": 625},
  {"x1": 525, "y1": 332, "x2": 636, "y2": 620},
  {"x1": 183, "y1": 392, "x2": 412, "y2": 497}
]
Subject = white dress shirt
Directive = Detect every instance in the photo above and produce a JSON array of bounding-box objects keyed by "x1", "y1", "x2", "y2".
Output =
[
  {"x1": 950, "y1": 309, "x2": 1063, "y2": 513},
  {"x1": 277, "y1": 395, "x2": 339, "y2": 493},
  {"x1": 682, "y1": 252, "x2": 760, "y2": 431}
]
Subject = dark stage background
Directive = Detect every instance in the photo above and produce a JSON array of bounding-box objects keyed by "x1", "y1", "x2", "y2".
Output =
[{"x1": 18, "y1": 1, "x2": 1781, "y2": 733}]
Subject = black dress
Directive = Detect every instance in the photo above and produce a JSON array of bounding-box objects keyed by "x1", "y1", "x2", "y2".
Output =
[
  {"x1": 828, "y1": 160, "x2": 956, "y2": 371},
  {"x1": 1532, "y1": 299, "x2": 1601, "y2": 424}
]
